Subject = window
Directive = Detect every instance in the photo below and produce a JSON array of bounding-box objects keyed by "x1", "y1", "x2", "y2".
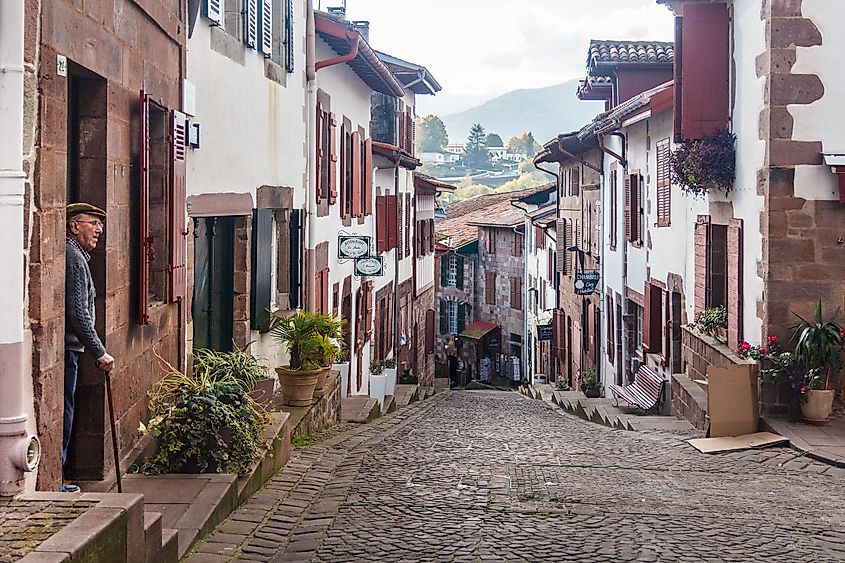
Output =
[
  {"x1": 625, "y1": 172, "x2": 642, "y2": 245},
  {"x1": 535, "y1": 225, "x2": 545, "y2": 249},
  {"x1": 447, "y1": 254, "x2": 458, "y2": 286},
  {"x1": 510, "y1": 277, "x2": 522, "y2": 311},
  {"x1": 376, "y1": 195, "x2": 399, "y2": 253},
  {"x1": 570, "y1": 166, "x2": 580, "y2": 196},
  {"x1": 634, "y1": 303, "x2": 643, "y2": 352},
  {"x1": 606, "y1": 295, "x2": 615, "y2": 363},
  {"x1": 448, "y1": 301, "x2": 458, "y2": 335},
  {"x1": 512, "y1": 232, "x2": 523, "y2": 257},
  {"x1": 486, "y1": 272, "x2": 496, "y2": 304},
  {"x1": 656, "y1": 139, "x2": 671, "y2": 227},
  {"x1": 487, "y1": 230, "x2": 496, "y2": 255},
  {"x1": 644, "y1": 283, "x2": 664, "y2": 356},
  {"x1": 315, "y1": 99, "x2": 334, "y2": 204},
  {"x1": 610, "y1": 166, "x2": 618, "y2": 250}
]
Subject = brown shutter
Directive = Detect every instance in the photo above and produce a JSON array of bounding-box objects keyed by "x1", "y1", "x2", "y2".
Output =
[
  {"x1": 425, "y1": 309, "x2": 435, "y2": 354},
  {"x1": 428, "y1": 218, "x2": 435, "y2": 252},
  {"x1": 486, "y1": 271, "x2": 495, "y2": 304},
  {"x1": 169, "y1": 110, "x2": 187, "y2": 302},
  {"x1": 694, "y1": 215, "x2": 711, "y2": 315},
  {"x1": 364, "y1": 138, "x2": 373, "y2": 216},
  {"x1": 340, "y1": 126, "x2": 348, "y2": 217},
  {"x1": 606, "y1": 295, "x2": 614, "y2": 362},
  {"x1": 366, "y1": 280, "x2": 374, "y2": 340},
  {"x1": 555, "y1": 219, "x2": 565, "y2": 272},
  {"x1": 323, "y1": 269, "x2": 330, "y2": 316},
  {"x1": 574, "y1": 219, "x2": 580, "y2": 272},
  {"x1": 387, "y1": 195, "x2": 399, "y2": 250},
  {"x1": 397, "y1": 196, "x2": 404, "y2": 258},
  {"x1": 405, "y1": 194, "x2": 411, "y2": 256},
  {"x1": 624, "y1": 173, "x2": 632, "y2": 243},
  {"x1": 552, "y1": 308, "x2": 564, "y2": 359},
  {"x1": 376, "y1": 195, "x2": 387, "y2": 253},
  {"x1": 316, "y1": 103, "x2": 323, "y2": 204},
  {"x1": 138, "y1": 90, "x2": 150, "y2": 325},
  {"x1": 727, "y1": 218, "x2": 743, "y2": 347},
  {"x1": 329, "y1": 113, "x2": 338, "y2": 204},
  {"x1": 656, "y1": 140, "x2": 671, "y2": 227},
  {"x1": 351, "y1": 131, "x2": 361, "y2": 216},
  {"x1": 571, "y1": 167, "x2": 580, "y2": 196},
  {"x1": 680, "y1": 3, "x2": 730, "y2": 139},
  {"x1": 643, "y1": 283, "x2": 652, "y2": 352}
]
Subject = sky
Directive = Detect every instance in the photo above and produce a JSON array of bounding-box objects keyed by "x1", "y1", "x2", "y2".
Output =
[{"x1": 337, "y1": 0, "x2": 675, "y2": 116}]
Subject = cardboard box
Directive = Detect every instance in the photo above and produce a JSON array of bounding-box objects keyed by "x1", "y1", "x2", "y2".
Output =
[{"x1": 706, "y1": 364, "x2": 759, "y2": 437}]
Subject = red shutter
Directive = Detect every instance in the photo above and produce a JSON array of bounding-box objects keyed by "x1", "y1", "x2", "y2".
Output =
[
  {"x1": 138, "y1": 90, "x2": 150, "y2": 325},
  {"x1": 316, "y1": 103, "x2": 323, "y2": 204},
  {"x1": 323, "y1": 269, "x2": 330, "y2": 315},
  {"x1": 409, "y1": 109, "x2": 415, "y2": 156},
  {"x1": 376, "y1": 195, "x2": 387, "y2": 253},
  {"x1": 169, "y1": 110, "x2": 187, "y2": 303},
  {"x1": 364, "y1": 138, "x2": 373, "y2": 215},
  {"x1": 425, "y1": 309, "x2": 435, "y2": 354},
  {"x1": 405, "y1": 194, "x2": 411, "y2": 256},
  {"x1": 643, "y1": 283, "x2": 652, "y2": 352},
  {"x1": 656, "y1": 140, "x2": 671, "y2": 227},
  {"x1": 606, "y1": 295, "x2": 614, "y2": 362},
  {"x1": 428, "y1": 218, "x2": 435, "y2": 253},
  {"x1": 351, "y1": 131, "x2": 361, "y2": 216},
  {"x1": 624, "y1": 173, "x2": 631, "y2": 243},
  {"x1": 397, "y1": 196, "x2": 404, "y2": 258},
  {"x1": 329, "y1": 113, "x2": 338, "y2": 204},
  {"x1": 588, "y1": 301, "x2": 596, "y2": 362},
  {"x1": 366, "y1": 280, "x2": 374, "y2": 340},
  {"x1": 340, "y1": 126, "x2": 347, "y2": 218},
  {"x1": 387, "y1": 195, "x2": 399, "y2": 250},
  {"x1": 680, "y1": 3, "x2": 730, "y2": 139},
  {"x1": 552, "y1": 309, "x2": 564, "y2": 359}
]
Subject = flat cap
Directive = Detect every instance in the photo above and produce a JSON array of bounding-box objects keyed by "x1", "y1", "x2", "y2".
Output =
[{"x1": 66, "y1": 202, "x2": 106, "y2": 219}]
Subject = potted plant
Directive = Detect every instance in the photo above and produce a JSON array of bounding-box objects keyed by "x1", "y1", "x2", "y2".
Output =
[
  {"x1": 579, "y1": 368, "x2": 601, "y2": 398},
  {"x1": 399, "y1": 368, "x2": 417, "y2": 385},
  {"x1": 270, "y1": 311, "x2": 325, "y2": 407},
  {"x1": 670, "y1": 130, "x2": 736, "y2": 198},
  {"x1": 312, "y1": 334, "x2": 341, "y2": 394},
  {"x1": 693, "y1": 306, "x2": 728, "y2": 342},
  {"x1": 369, "y1": 359, "x2": 387, "y2": 410},
  {"x1": 383, "y1": 357, "x2": 397, "y2": 397},
  {"x1": 333, "y1": 346, "x2": 350, "y2": 399},
  {"x1": 792, "y1": 302, "x2": 844, "y2": 424},
  {"x1": 194, "y1": 347, "x2": 275, "y2": 406}
]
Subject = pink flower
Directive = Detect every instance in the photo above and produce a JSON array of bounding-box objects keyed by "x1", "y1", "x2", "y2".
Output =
[
  {"x1": 800, "y1": 386, "x2": 807, "y2": 394},
  {"x1": 759, "y1": 348, "x2": 768, "y2": 355},
  {"x1": 741, "y1": 342, "x2": 751, "y2": 350},
  {"x1": 840, "y1": 329, "x2": 845, "y2": 339},
  {"x1": 767, "y1": 335, "x2": 777, "y2": 343}
]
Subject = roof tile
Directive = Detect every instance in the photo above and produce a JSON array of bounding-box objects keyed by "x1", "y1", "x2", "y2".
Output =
[{"x1": 588, "y1": 40, "x2": 674, "y2": 66}]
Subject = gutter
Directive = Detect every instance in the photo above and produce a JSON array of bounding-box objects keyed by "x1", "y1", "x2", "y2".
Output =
[{"x1": 315, "y1": 31, "x2": 360, "y2": 71}]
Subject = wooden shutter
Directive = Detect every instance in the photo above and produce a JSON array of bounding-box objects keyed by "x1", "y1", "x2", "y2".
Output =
[
  {"x1": 656, "y1": 140, "x2": 671, "y2": 227},
  {"x1": 244, "y1": 0, "x2": 258, "y2": 49},
  {"x1": 315, "y1": 104, "x2": 324, "y2": 204},
  {"x1": 169, "y1": 110, "x2": 187, "y2": 302},
  {"x1": 284, "y1": 0, "x2": 294, "y2": 72},
  {"x1": 329, "y1": 113, "x2": 338, "y2": 204},
  {"x1": 643, "y1": 284, "x2": 652, "y2": 352},
  {"x1": 694, "y1": 215, "x2": 711, "y2": 315},
  {"x1": 456, "y1": 255, "x2": 464, "y2": 290},
  {"x1": 571, "y1": 167, "x2": 580, "y2": 196},
  {"x1": 624, "y1": 173, "x2": 632, "y2": 243},
  {"x1": 552, "y1": 309, "x2": 564, "y2": 358},
  {"x1": 365, "y1": 280, "x2": 374, "y2": 340},
  {"x1": 138, "y1": 90, "x2": 150, "y2": 325},
  {"x1": 205, "y1": 0, "x2": 222, "y2": 25},
  {"x1": 556, "y1": 219, "x2": 566, "y2": 272},
  {"x1": 322, "y1": 269, "x2": 330, "y2": 315},
  {"x1": 376, "y1": 195, "x2": 387, "y2": 253},
  {"x1": 426, "y1": 309, "x2": 435, "y2": 353},
  {"x1": 351, "y1": 131, "x2": 361, "y2": 216},
  {"x1": 340, "y1": 125, "x2": 347, "y2": 217},
  {"x1": 251, "y1": 209, "x2": 273, "y2": 331},
  {"x1": 440, "y1": 255, "x2": 448, "y2": 287},
  {"x1": 259, "y1": 0, "x2": 272, "y2": 55},
  {"x1": 428, "y1": 219, "x2": 435, "y2": 252},
  {"x1": 680, "y1": 3, "x2": 730, "y2": 140},
  {"x1": 364, "y1": 138, "x2": 373, "y2": 215},
  {"x1": 439, "y1": 299, "x2": 447, "y2": 334},
  {"x1": 387, "y1": 195, "x2": 399, "y2": 250},
  {"x1": 457, "y1": 302, "x2": 466, "y2": 333},
  {"x1": 606, "y1": 295, "x2": 614, "y2": 362},
  {"x1": 574, "y1": 219, "x2": 580, "y2": 272},
  {"x1": 397, "y1": 196, "x2": 404, "y2": 259},
  {"x1": 405, "y1": 194, "x2": 411, "y2": 256}
]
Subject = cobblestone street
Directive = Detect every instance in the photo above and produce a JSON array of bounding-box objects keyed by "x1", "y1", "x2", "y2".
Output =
[{"x1": 187, "y1": 391, "x2": 845, "y2": 562}]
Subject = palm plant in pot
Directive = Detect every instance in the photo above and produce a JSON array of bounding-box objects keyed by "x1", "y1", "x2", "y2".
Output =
[
  {"x1": 792, "y1": 301, "x2": 844, "y2": 424},
  {"x1": 270, "y1": 311, "x2": 324, "y2": 407},
  {"x1": 313, "y1": 334, "x2": 341, "y2": 394}
]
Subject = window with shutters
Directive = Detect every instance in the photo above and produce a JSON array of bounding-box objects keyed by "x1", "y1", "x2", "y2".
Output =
[
  {"x1": 610, "y1": 166, "x2": 618, "y2": 250},
  {"x1": 282, "y1": 0, "x2": 294, "y2": 72},
  {"x1": 511, "y1": 277, "x2": 522, "y2": 311},
  {"x1": 626, "y1": 172, "x2": 642, "y2": 245},
  {"x1": 351, "y1": 131, "x2": 361, "y2": 216},
  {"x1": 316, "y1": 102, "x2": 332, "y2": 204},
  {"x1": 571, "y1": 166, "x2": 580, "y2": 196},
  {"x1": 676, "y1": 3, "x2": 730, "y2": 141},
  {"x1": 428, "y1": 218, "x2": 435, "y2": 253},
  {"x1": 364, "y1": 138, "x2": 373, "y2": 216},
  {"x1": 341, "y1": 125, "x2": 353, "y2": 217},
  {"x1": 448, "y1": 301, "x2": 458, "y2": 335},
  {"x1": 204, "y1": 0, "x2": 223, "y2": 26},
  {"x1": 447, "y1": 254, "x2": 458, "y2": 286},
  {"x1": 656, "y1": 139, "x2": 671, "y2": 227},
  {"x1": 487, "y1": 230, "x2": 497, "y2": 255},
  {"x1": 243, "y1": 0, "x2": 258, "y2": 49},
  {"x1": 251, "y1": 209, "x2": 273, "y2": 332},
  {"x1": 405, "y1": 194, "x2": 411, "y2": 256},
  {"x1": 628, "y1": 302, "x2": 644, "y2": 353},
  {"x1": 486, "y1": 271, "x2": 496, "y2": 305},
  {"x1": 644, "y1": 283, "x2": 664, "y2": 356},
  {"x1": 606, "y1": 295, "x2": 615, "y2": 363},
  {"x1": 561, "y1": 219, "x2": 569, "y2": 276},
  {"x1": 512, "y1": 232, "x2": 523, "y2": 257},
  {"x1": 257, "y1": 0, "x2": 272, "y2": 55}
]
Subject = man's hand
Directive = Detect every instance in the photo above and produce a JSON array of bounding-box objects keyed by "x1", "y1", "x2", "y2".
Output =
[{"x1": 96, "y1": 353, "x2": 115, "y2": 372}]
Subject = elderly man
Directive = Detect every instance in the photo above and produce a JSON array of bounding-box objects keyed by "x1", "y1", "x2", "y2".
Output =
[{"x1": 63, "y1": 203, "x2": 114, "y2": 492}]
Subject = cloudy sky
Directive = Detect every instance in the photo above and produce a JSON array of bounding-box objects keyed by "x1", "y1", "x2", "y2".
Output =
[{"x1": 338, "y1": 0, "x2": 675, "y2": 116}]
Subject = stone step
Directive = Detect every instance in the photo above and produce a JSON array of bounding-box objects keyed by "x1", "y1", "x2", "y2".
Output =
[
  {"x1": 395, "y1": 384, "x2": 420, "y2": 407},
  {"x1": 160, "y1": 528, "x2": 179, "y2": 563},
  {"x1": 143, "y1": 511, "x2": 163, "y2": 563},
  {"x1": 383, "y1": 394, "x2": 395, "y2": 414},
  {"x1": 341, "y1": 396, "x2": 381, "y2": 422},
  {"x1": 627, "y1": 416, "x2": 696, "y2": 433}
]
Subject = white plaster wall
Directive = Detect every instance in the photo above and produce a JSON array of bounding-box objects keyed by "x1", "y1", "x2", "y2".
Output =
[
  {"x1": 789, "y1": 0, "x2": 844, "y2": 201},
  {"x1": 416, "y1": 194, "x2": 435, "y2": 293},
  {"x1": 624, "y1": 120, "x2": 649, "y2": 295},
  {"x1": 724, "y1": 0, "x2": 767, "y2": 346}
]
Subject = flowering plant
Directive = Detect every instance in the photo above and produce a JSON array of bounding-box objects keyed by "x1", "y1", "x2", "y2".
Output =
[
  {"x1": 693, "y1": 306, "x2": 727, "y2": 338},
  {"x1": 670, "y1": 131, "x2": 736, "y2": 197},
  {"x1": 736, "y1": 336, "x2": 797, "y2": 388}
]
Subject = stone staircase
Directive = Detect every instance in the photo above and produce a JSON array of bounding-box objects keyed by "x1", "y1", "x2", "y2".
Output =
[{"x1": 340, "y1": 384, "x2": 436, "y2": 423}]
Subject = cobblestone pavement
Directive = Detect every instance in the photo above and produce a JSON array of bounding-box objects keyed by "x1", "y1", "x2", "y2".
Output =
[
  {"x1": 0, "y1": 497, "x2": 97, "y2": 562},
  {"x1": 186, "y1": 391, "x2": 845, "y2": 562}
]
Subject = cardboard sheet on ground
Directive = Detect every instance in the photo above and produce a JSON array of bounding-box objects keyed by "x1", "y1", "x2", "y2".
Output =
[{"x1": 687, "y1": 431, "x2": 788, "y2": 454}]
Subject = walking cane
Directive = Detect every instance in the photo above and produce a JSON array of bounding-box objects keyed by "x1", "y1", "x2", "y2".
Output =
[{"x1": 105, "y1": 371, "x2": 123, "y2": 493}]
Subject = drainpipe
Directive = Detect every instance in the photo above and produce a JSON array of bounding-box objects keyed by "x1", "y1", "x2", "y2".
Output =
[
  {"x1": 0, "y1": 0, "x2": 40, "y2": 496},
  {"x1": 305, "y1": 1, "x2": 317, "y2": 314},
  {"x1": 393, "y1": 167, "x2": 400, "y2": 363},
  {"x1": 315, "y1": 32, "x2": 360, "y2": 71}
]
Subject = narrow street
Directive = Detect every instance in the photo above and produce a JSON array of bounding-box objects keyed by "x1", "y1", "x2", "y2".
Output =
[{"x1": 187, "y1": 391, "x2": 845, "y2": 562}]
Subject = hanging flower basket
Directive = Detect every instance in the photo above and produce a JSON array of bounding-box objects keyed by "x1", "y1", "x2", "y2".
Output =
[{"x1": 670, "y1": 131, "x2": 736, "y2": 197}]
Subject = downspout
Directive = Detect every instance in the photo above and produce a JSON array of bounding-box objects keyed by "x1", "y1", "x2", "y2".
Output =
[
  {"x1": 557, "y1": 138, "x2": 602, "y2": 174},
  {"x1": 0, "y1": 0, "x2": 40, "y2": 496},
  {"x1": 306, "y1": 2, "x2": 317, "y2": 314},
  {"x1": 393, "y1": 166, "x2": 400, "y2": 362},
  {"x1": 509, "y1": 223, "x2": 528, "y2": 383},
  {"x1": 315, "y1": 32, "x2": 360, "y2": 71}
]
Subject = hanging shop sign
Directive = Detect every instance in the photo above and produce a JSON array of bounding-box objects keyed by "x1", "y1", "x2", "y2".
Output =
[
  {"x1": 537, "y1": 324, "x2": 553, "y2": 341},
  {"x1": 338, "y1": 235, "x2": 372, "y2": 259},
  {"x1": 574, "y1": 271, "x2": 600, "y2": 296},
  {"x1": 355, "y1": 256, "x2": 384, "y2": 277}
]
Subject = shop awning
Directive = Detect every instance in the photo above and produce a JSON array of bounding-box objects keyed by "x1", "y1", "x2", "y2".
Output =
[{"x1": 458, "y1": 320, "x2": 498, "y2": 340}]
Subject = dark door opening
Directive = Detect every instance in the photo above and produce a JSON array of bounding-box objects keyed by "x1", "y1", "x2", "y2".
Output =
[{"x1": 193, "y1": 217, "x2": 236, "y2": 351}]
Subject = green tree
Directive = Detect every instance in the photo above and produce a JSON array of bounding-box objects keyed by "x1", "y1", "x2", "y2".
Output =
[
  {"x1": 507, "y1": 132, "x2": 542, "y2": 156},
  {"x1": 416, "y1": 114, "x2": 449, "y2": 152},
  {"x1": 464, "y1": 123, "x2": 491, "y2": 169},
  {"x1": 485, "y1": 133, "x2": 504, "y2": 147}
]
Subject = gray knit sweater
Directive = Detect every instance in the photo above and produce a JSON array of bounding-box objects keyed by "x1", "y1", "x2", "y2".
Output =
[{"x1": 65, "y1": 239, "x2": 106, "y2": 359}]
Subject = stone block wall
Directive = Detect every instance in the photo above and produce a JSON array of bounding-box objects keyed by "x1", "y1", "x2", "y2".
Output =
[{"x1": 671, "y1": 373, "x2": 708, "y2": 431}]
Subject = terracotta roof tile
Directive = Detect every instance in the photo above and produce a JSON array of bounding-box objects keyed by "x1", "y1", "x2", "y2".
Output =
[{"x1": 588, "y1": 40, "x2": 674, "y2": 66}]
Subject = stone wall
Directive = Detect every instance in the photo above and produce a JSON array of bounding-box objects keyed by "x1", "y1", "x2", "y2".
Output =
[
  {"x1": 29, "y1": 0, "x2": 185, "y2": 487},
  {"x1": 414, "y1": 285, "x2": 435, "y2": 388},
  {"x1": 290, "y1": 371, "x2": 342, "y2": 440},
  {"x1": 671, "y1": 373, "x2": 708, "y2": 431}
]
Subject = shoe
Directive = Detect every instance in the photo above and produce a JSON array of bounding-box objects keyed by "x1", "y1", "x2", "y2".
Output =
[{"x1": 60, "y1": 482, "x2": 80, "y2": 493}]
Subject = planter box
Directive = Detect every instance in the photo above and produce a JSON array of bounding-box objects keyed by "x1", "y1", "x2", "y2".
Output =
[
  {"x1": 384, "y1": 367, "x2": 397, "y2": 397},
  {"x1": 333, "y1": 362, "x2": 350, "y2": 398},
  {"x1": 248, "y1": 378, "x2": 275, "y2": 406},
  {"x1": 370, "y1": 374, "x2": 387, "y2": 410}
]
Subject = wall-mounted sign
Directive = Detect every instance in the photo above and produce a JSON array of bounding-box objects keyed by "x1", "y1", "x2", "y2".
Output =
[
  {"x1": 56, "y1": 54, "x2": 67, "y2": 77},
  {"x1": 575, "y1": 271, "x2": 601, "y2": 296},
  {"x1": 338, "y1": 235, "x2": 371, "y2": 259},
  {"x1": 355, "y1": 256, "x2": 384, "y2": 277},
  {"x1": 537, "y1": 324, "x2": 553, "y2": 341}
]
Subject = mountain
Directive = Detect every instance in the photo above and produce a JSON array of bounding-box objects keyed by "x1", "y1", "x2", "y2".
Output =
[{"x1": 440, "y1": 79, "x2": 605, "y2": 147}]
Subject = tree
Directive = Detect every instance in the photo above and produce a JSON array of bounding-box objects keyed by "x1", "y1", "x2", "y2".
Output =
[
  {"x1": 417, "y1": 115, "x2": 448, "y2": 152},
  {"x1": 464, "y1": 123, "x2": 491, "y2": 169},
  {"x1": 507, "y1": 132, "x2": 542, "y2": 156},
  {"x1": 485, "y1": 133, "x2": 504, "y2": 147}
]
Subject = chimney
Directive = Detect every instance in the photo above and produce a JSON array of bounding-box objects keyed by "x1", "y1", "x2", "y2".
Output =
[
  {"x1": 352, "y1": 20, "x2": 369, "y2": 43},
  {"x1": 326, "y1": 6, "x2": 346, "y2": 19}
]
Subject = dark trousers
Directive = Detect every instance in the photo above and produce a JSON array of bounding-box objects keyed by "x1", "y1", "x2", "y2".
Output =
[{"x1": 63, "y1": 350, "x2": 79, "y2": 466}]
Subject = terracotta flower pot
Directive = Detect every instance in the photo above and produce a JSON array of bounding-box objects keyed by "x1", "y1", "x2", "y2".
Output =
[
  {"x1": 276, "y1": 366, "x2": 321, "y2": 407},
  {"x1": 314, "y1": 366, "x2": 331, "y2": 393},
  {"x1": 800, "y1": 389, "x2": 835, "y2": 425},
  {"x1": 248, "y1": 377, "x2": 275, "y2": 406}
]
